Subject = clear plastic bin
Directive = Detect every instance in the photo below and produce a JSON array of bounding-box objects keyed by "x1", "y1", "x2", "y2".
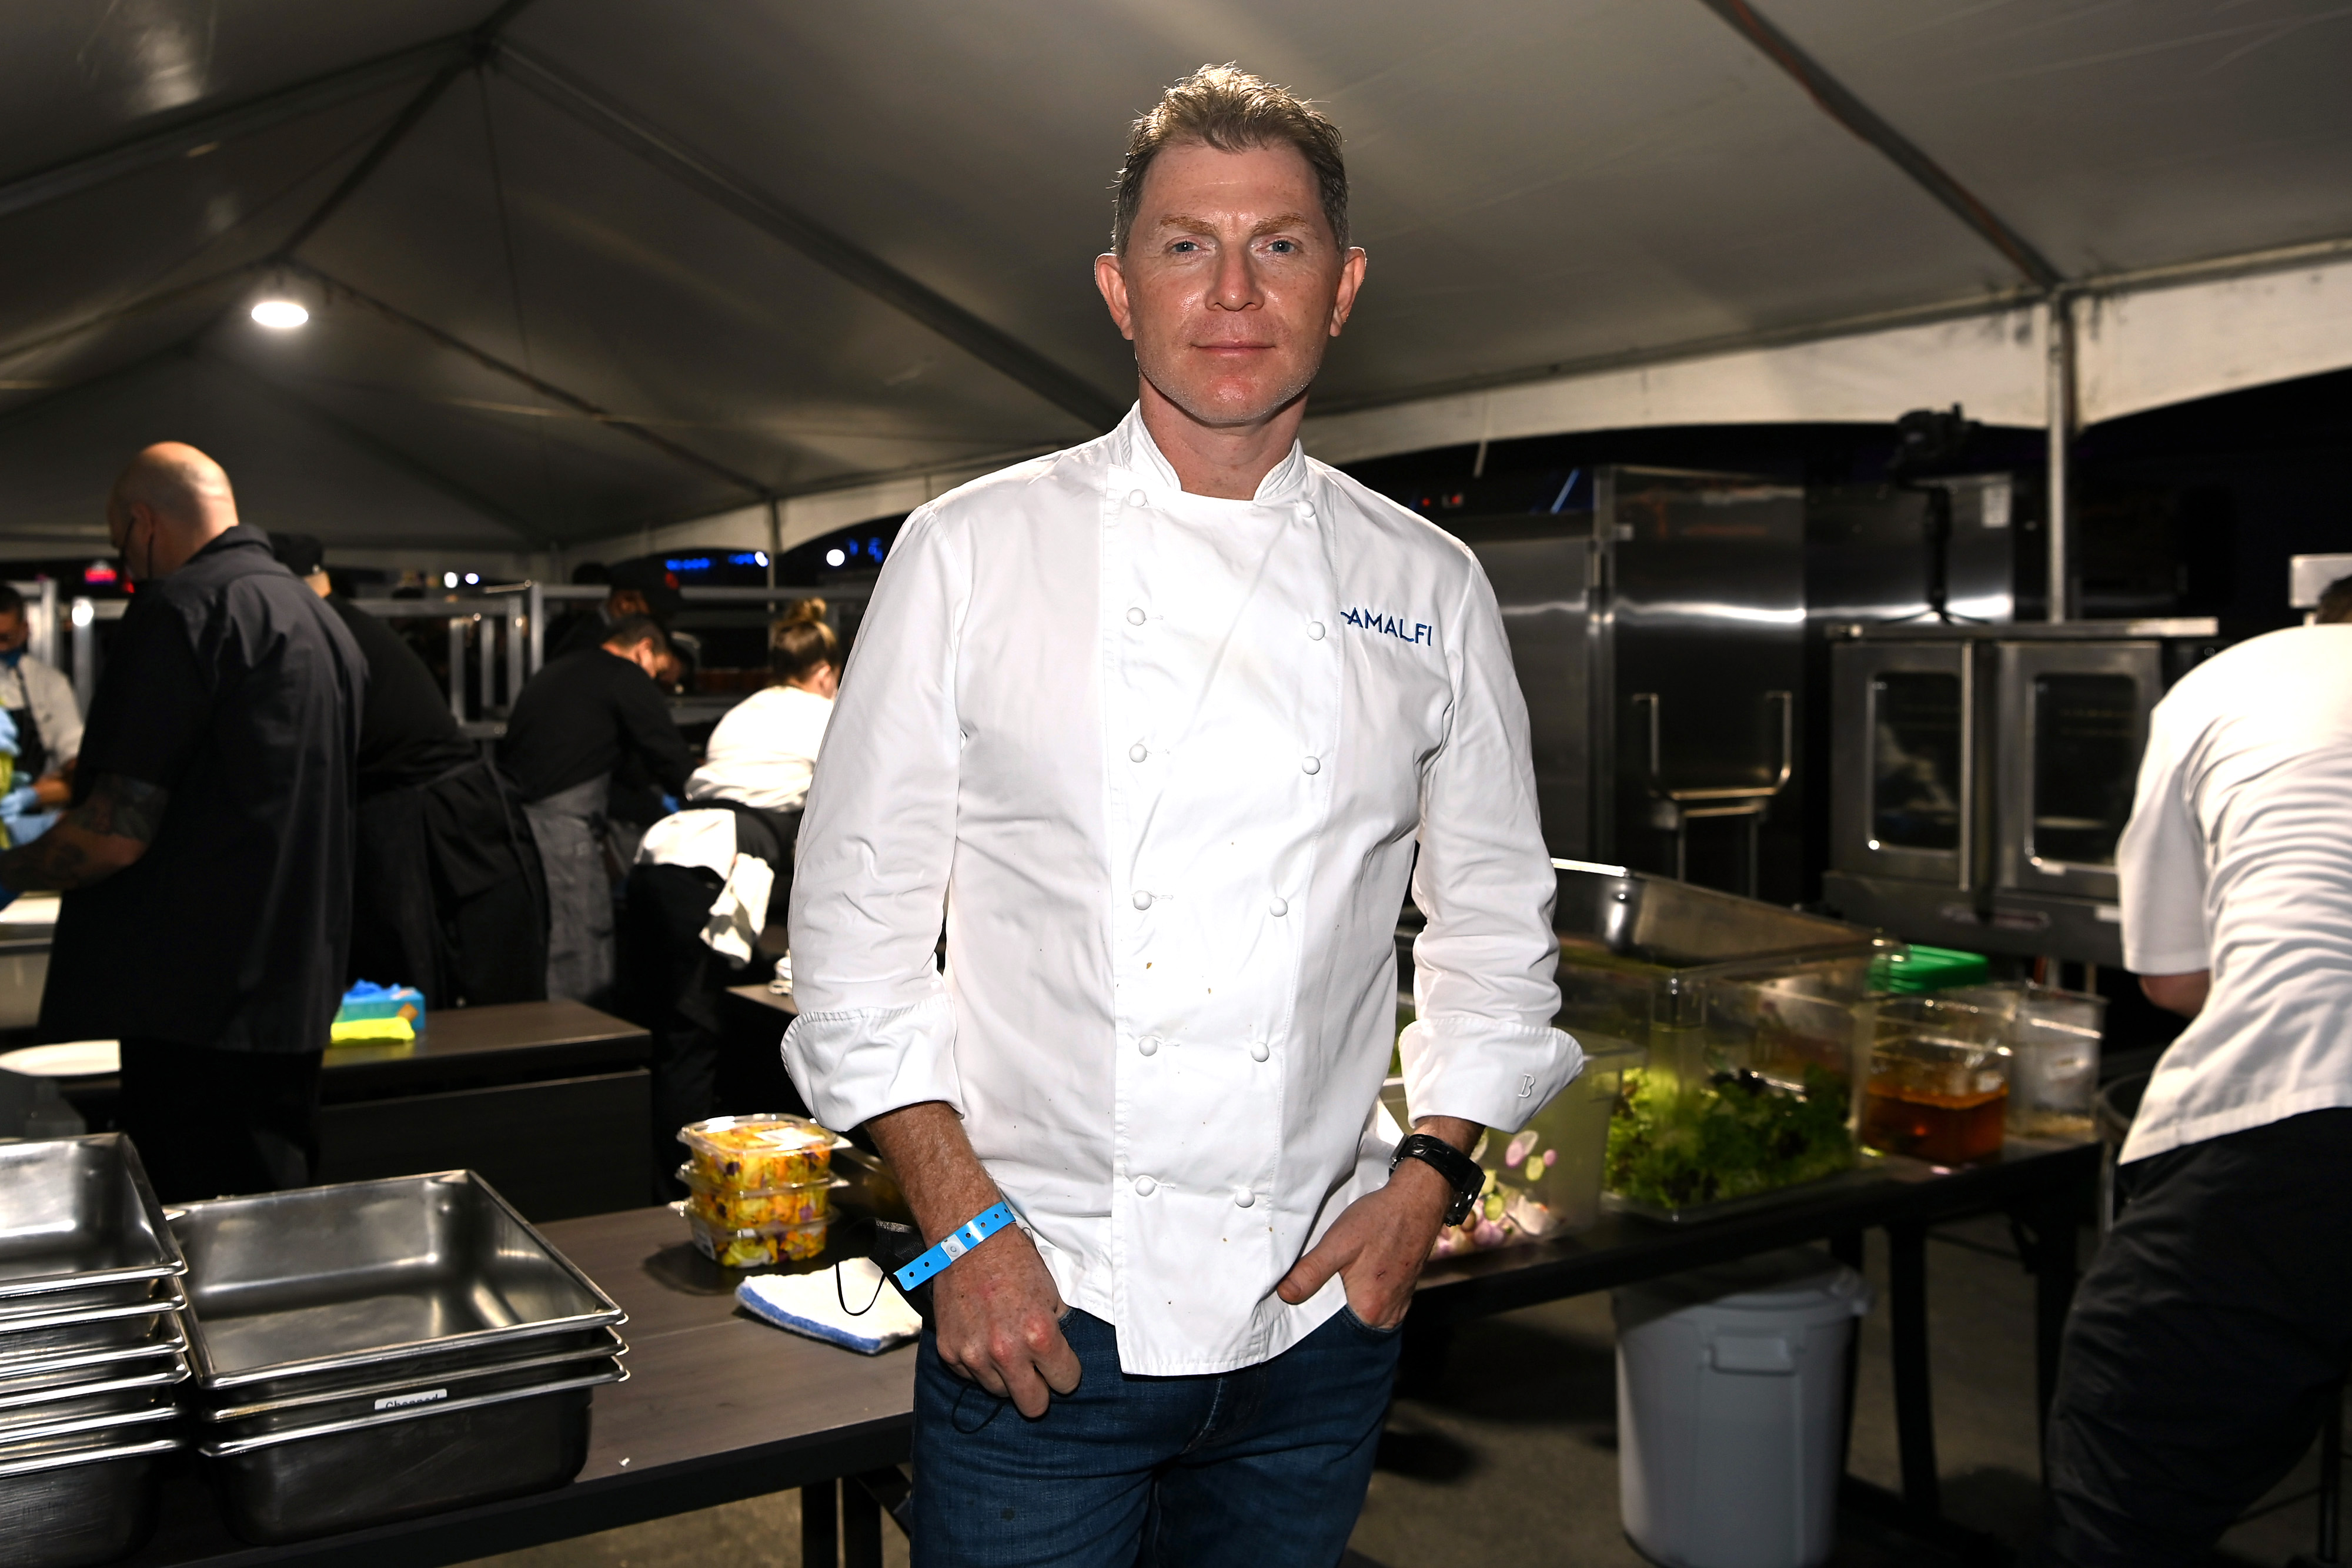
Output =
[
  {"x1": 1946, "y1": 983, "x2": 2104, "y2": 1139},
  {"x1": 676, "y1": 1115, "x2": 836, "y2": 1191},
  {"x1": 1579, "y1": 965, "x2": 1880, "y2": 1221},
  {"x1": 675, "y1": 1166, "x2": 830, "y2": 1231},
  {"x1": 1863, "y1": 994, "x2": 2010, "y2": 1164}
]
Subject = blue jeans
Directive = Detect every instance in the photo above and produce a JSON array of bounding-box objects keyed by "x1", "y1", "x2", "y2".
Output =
[{"x1": 910, "y1": 1305, "x2": 1400, "y2": 1567}]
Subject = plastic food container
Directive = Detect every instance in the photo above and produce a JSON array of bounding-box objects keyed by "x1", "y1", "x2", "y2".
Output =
[
  {"x1": 675, "y1": 1166, "x2": 830, "y2": 1231},
  {"x1": 680, "y1": 1208, "x2": 828, "y2": 1269},
  {"x1": 1945, "y1": 983, "x2": 2104, "y2": 1139},
  {"x1": 677, "y1": 1116, "x2": 836, "y2": 1191},
  {"x1": 1864, "y1": 994, "x2": 2011, "y2": 1164}
]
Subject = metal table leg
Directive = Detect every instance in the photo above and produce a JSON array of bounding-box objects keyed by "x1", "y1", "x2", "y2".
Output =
[
  {"x1": 1887, "y1": 1221, "x2": 1941, "y2": 1518},
  {"x1": 1829, "y1": 1229, "x2": 1865, "y2": 1479},
  {"x1": 802, "y1": 1478, "x2": 837, "y2": 1566},
  {"x1": 2007, "y1": 1184, "x2": 2083, "y2": 1452},
  {"x1": 843, "y1": 1472, "x2": 884, "y2": 1568}
]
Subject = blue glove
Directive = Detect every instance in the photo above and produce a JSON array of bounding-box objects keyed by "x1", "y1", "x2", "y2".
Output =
[
  {"x1": 0, "y1": 785, "x2": 35, "y2": 817},
  {"x1": 660, "y1": 793, "x2": 681, "y2": 816}
]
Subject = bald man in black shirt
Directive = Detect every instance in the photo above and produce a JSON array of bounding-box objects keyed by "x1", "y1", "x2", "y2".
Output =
[{"x1": 0, "y1": 444, "x2": 361, "y2": 1201}]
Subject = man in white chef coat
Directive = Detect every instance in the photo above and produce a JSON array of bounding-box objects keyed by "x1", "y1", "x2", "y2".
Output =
[{"x1": 785, "y1": 65, "x2": 1579, "y2": 1566}]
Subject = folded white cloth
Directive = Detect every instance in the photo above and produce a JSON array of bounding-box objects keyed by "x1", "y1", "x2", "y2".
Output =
[
  {"x1": 700, "y1": 852, "x2": 776, "y2": 965},
  {"x1": 736, "y1": 1259, "x2": 922, "y2": 1355}
]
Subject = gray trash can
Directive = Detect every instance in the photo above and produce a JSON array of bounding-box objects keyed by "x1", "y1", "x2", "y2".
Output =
[{"x1": 1614, "y1": 1248, "x2": 1874, "y2": 1568}]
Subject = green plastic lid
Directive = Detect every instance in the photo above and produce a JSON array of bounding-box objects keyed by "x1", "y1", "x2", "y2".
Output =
[{"x1": 1870, "y1": 945, "x2": 1991, "y2": 994}]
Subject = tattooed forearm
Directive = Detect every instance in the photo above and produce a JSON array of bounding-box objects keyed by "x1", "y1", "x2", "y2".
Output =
[
  {"x1": 0, "y1": 773, "x2": 166, "y2": 891},
  {"x1": 74, "y1": 775, "x2": 167, "y2": 844}
]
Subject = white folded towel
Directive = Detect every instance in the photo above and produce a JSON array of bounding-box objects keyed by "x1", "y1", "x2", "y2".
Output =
[{"x1": 736, "y1": 1259, "x2": 923, "y2": 1355}]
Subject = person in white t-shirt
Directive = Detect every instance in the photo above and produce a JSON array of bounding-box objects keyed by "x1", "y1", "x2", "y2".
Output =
[
  {"x1": 2036, "y1": 618, "x2": 2352, "y2": 1567},
  {"x1": 623, "y1": 601, "x2": 839, "y2": 1195}
]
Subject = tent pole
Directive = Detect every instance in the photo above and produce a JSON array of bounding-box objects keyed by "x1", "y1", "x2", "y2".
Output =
[
  {"x1": 766, "y1": 497, "x2": 782, "y2": 590},
  {"x1": 2046, "y1": 294, "x2": 2074, "y2": 624}
]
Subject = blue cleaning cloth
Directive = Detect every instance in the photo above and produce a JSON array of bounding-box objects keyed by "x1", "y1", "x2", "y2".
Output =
[{"x1": 736, "y1": 1260, "x2": 922, "y2": 1355}]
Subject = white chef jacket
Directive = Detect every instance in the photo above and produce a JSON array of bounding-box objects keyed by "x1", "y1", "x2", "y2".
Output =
[
  {"x1": 639, "y1": 684, "x2": 833, "y2": 876},
  {"x1": 2116, "y1": 625, "x2": 2352, "y2": 1164},
  {"x1": 783, "y1": 407, "x2": 1581, "y2": 1375}
]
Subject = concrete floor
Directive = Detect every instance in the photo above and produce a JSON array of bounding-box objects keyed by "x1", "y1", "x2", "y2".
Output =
[{"x1": 463, "y1": 1213, "x2": 2341, "y2": 1567}]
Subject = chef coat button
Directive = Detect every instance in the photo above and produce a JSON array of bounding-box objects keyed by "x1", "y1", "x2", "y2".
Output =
[
  {"x1": 1128, "y1": 743, "x2": 1148, "y2": 763},
  {"x1": 1299, "y1": 503, "x2": 1317, "y2": 521},
  {"x1": 1268, "y1": 897, "x2": 1288, "y2": 917},
  {"x1": 1249, "y1": 1041, "x2": 1270, "y2": 1062},
  {"x1": 1307, "y1": 620, "x2": 1325, "y2": 640},
  {"x1": 1138, "y1": 1035, "x2": 1159, "y2": 1057},
  {"x1": 1132, "y1": 890, "x2": 1153, "y2": 911},
  {"x1": 1133, "y1": 1175, "x2": 1158, "y2": 1196},
  {"x1": 1234, "y1": 1188, "x2": 1255, "y2": 1208},
  {"x1": 1301, "y1": 755, "x2": 1321, "y2": 775},
  {"x1": 1126, "y1": 606, "x2": 1147, "y2": 626},
  {"x1": 1128, "y1": 489, "x2": 1148, "y2": 508}
]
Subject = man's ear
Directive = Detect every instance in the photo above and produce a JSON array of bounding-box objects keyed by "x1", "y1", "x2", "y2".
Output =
[
  {"x1": 1094, "y1": 253, "x2": 1135, "y2": 342},
  {"x1": 1328, "y1": 248, "x2": 1369, "y2": 338}
]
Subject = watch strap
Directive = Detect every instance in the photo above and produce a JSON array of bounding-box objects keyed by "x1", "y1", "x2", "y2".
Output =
[{"x1": 1391, "y1": 1132, "x2": 1484, "y2": 1226}]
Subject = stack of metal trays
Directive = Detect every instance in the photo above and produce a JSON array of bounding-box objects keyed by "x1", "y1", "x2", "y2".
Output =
[
  {"x1": 0, "y1": 1135, "x2": 191, "y2": 1568},
  {"x1": 173, "y1": 1170, "x2": 627, "y2": 1546}
]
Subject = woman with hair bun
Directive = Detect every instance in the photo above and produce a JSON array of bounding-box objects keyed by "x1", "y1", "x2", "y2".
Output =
[{"x1": 622, "y1": 599, "x2": 840, "y2": 1195}]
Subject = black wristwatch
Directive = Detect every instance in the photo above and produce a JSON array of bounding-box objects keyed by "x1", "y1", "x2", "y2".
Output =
[{"x1": 1391, "y1": 1132, "x2": 1485, "y2": 1227}]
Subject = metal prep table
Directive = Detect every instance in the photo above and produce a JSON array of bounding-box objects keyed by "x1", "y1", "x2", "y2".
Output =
[
  {"x1": 112, "y1": 1115, "x2": 2092, "y2": 1568},
  {"x1": 44, "y1": 1001, "x2": 653, "y2": 1221}
]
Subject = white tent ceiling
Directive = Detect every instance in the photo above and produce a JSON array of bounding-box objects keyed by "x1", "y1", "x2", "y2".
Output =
[{"x1": 1, "y1": 1, "x2": 2347, "y2": 558}]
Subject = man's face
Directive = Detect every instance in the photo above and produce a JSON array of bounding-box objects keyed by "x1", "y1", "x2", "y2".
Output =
[
  {"x1": 1095, "y1": 140, "x2": 1366, "y2": 430},
  {"x1": 0, "y1": 613, "x2": 24, "y2": 654}
]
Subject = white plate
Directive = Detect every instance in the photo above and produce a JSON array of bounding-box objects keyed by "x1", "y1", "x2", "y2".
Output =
[{"x1": 0, "y1": 1041, "x2": 118, "y2": 1076}]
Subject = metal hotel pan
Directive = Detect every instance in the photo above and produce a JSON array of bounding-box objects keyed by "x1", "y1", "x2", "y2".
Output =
[
  {"x1": 0, "y1": 1277, "x2": 187, "y2": 1363},
  {"x1": 0, "y1": 1135, "x2": 185, "y2": 1302},
  {"x1": 0, "y1": 1275, "x2": 163, "y2": 1325},
  {"x1": 198, "y1": 1325, "x2": 625, "y2": 1426},
  {"x1": 0, "y1": 1401, "x2": 178, "y2": 1454},
  {"x1": 0, "y1": 1431, "x2": 182, "y2": 1568},
  {"x1": 0, "y1": 1358, "x2": 185, "y2": 1418},
  {"x1": 0, "y1": 1316, "x2": 185, "y2": 1383},
  {"x1": 172, "y1": 1171, "x2": 624, "y2": 1397},
  {"x1": 199, "y1": 1369, "x2": 620, "y2": 1546}
]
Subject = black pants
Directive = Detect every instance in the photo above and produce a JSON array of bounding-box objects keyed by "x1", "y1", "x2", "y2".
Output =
[
  {"x1": 619, "y1": 861, "x2": 750, "y2": 1199},
  {"x1": 2037, "y1": 1107, "x2": 2352, "y2": 1566},
  {"x1": 117, "y1": 1040, "x2": 323, "y2": 1204}
]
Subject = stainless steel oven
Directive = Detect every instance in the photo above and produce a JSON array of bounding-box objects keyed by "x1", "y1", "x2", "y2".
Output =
[
  {"x1": 1823, "y1": 620, "x2": 2221, "y2": 966},
  {"x1": 1994, "y1": 640, "x2": 2161, "y2": 905}
]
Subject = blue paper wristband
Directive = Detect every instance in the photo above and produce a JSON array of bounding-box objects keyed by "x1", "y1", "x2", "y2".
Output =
[{"x1": 891, "y1": 1202, "x2": 1017, "y2": 1292}]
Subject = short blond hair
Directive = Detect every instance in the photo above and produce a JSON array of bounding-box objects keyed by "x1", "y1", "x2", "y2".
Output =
[{"x1": 1113, "y1": 64, "x2": 1348, "y2": 255}]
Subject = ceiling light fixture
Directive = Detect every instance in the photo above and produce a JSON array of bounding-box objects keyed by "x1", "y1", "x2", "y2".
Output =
[{"x1": 250, "y1": 299, "x2": 309, "y2": 330}]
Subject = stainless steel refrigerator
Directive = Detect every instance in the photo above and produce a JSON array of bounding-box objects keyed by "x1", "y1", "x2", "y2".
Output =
[{"x1": 1441, "y1": 467, "x2": 1808, "y2": 901}]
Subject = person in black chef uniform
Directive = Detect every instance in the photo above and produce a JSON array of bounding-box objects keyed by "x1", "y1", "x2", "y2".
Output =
[
  {"x1": 500, "y1": 615, "x2": 690, "y2": 1007},
  {"x1": 269, "y1": 534, "x2": 546, "y2": 1008},
  {"x1": 0, "y1": 444, "x2": 360, "y2": 1202}
]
